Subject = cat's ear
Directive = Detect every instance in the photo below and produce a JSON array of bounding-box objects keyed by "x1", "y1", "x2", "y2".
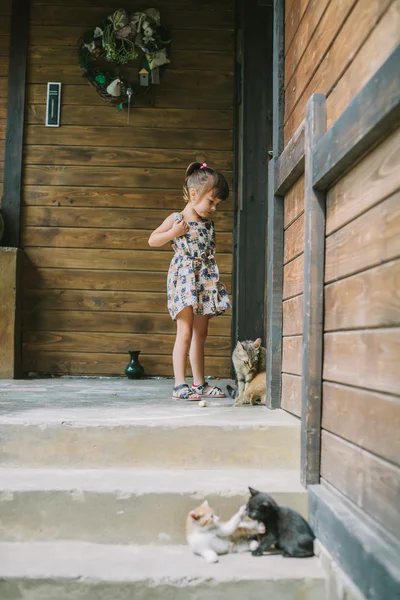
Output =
[
  {"x1": 236, "y1": 341, "x2": 244, "y2": 351},
  {"x1": 253, "y1": 338, "x2": 262, "y2": 348},
  {"x1": 249, "y1": 487, "x2": 259, "y2": 496},
  {"x1": 189, "y1": 511, "x2": 201, "y2": 520},
  {"x1": 201, "y1": 500, "x2": 209, "y2": 507}
]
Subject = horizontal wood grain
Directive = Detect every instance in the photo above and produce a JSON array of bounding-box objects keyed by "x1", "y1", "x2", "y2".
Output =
[
  {"x1": 325, "y1": 192, "x2": 400, "y2": 283},
  {"x1": 24, "y1": 145, "x2": 233, "y2": 170},
  {"x1": 322, "y1": 381, "x2": 400, "y2": 466},
  {"x1": 22, "y1": 207, "x2": 233, "y2": 231},
  {"x1": 283, "y1": 252, "x2": 304, "y2": 299},
  {"x1": 324, "y1": 259, "x2": 400, "y2": 331},
  {"x1": 26, "y1": 105, "x2": 233, "y2": 130},
  {"x1": 23, "y1": 289, "x2": 168, "y2": 313},
  {"x1": 321, "y1": 430, "x2": 400, "y2": 539},
  {"x1": 282, "y1": 335, "x2": 302, "y2": 375},
  {"x1": 284, "y1": 173, "x2": 304, "y2": 229},
  {"x1": 22, "y1": 266, "x2": 232, "y2": 293},
  {"x1": 29, "y1": 7, "x2": 234, "y2": 30},
  {"x1": 284, "y1": 0, "x2": 356, "y2": 122},
  {"x1": 22, "y1": 165, "x2": 232, "y2": 189},
  {"x1": 284, "y1": 213, "x2": 304, "y2": 264},
  {"x1": 284, "y1": 0, "x2": 392, "y2": 142},
  {"x1": 23, "y1": 247, "x2": 233, "y2": 273},
  {"x1": 282, "y1": 294, "x2": 303, "y2": 336},
  {"x1": 25, "y1": 125, "x2": 233, "y2": 150},
  {"x1": 326, "y1": 0, "x2": 400, "y2": 128},
  {"x1": 281, "y1": 372, "x2": 302, "y2": 417},
  {"x1": 23, "y1": 330, "x2": 231, "y2": 355},
  {"x1": 323, "y1": 328, "x2": 400, "y2": 395},
  {"x1": 22, "y1": 351, "x2": 231, "y2": 377},
  {"x1": 22, "y1": 185, "x2": 232, "y2": 211},
  {"x1": 285, "y1": 0, "x2": 330, "y2": 87},
  {"x1": 23, "y1": 309, "x2": 231, "y2": 336},
  {"x1": 285, "y1": 0, "x2": 311, "y2": 53},
  {"x1": 326, "y1": 126, "x2": 400, "y2": 235},
  {"x1": 29, "y1": 26, "x2": 234, "y2": 52},
  {"x1": 27, "y1": 46, "x2": 234, "y2": 71},
  {"x1": 22, "y1": 227, "x2": 233, "y2": 253}
]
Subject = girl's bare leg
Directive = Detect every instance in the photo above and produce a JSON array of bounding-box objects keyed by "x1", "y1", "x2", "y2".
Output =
[
  {"x1": 189, "y1": 315, "x2": 209, "y2": 385},
  {"x1": 173, "y1": 306, "x2": 194, "y2": 386}
]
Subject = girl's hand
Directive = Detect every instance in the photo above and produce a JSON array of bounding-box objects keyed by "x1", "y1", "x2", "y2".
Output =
[{"x1": 172, "y1": 218, "x2": 189, "y2": 237}]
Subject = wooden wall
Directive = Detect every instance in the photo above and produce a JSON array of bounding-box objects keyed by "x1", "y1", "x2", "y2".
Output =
[
  {"x1": 0, "y1": 0, "x2": 11, "y2": 197},
  {"x1": 280, "y1": 0, "x2": 400, "y2": 415},
  {"x1": 321, "y1": 127, "x2": 400, "y2": 539},
  {"x1": 284, "y1": 0, "x2": 399, "y2": 142},
  {"x1": 20, "y1": 0, "x2": 235, "y2": 377},
  {"x1": 281, "y1": 173, "x2": 304, "y2": 417}
]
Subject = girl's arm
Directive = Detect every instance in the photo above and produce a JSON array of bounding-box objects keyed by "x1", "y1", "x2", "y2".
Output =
[{"x1": 148, "y1": 214, "x2": 188, "y2": 248}]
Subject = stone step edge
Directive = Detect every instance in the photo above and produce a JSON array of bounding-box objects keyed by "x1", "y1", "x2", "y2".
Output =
[
  {"x1": 0, "y1": 467, "x2": 305, "y2": 495},
  {"x1": 0, "y1": 541, "x2": 326, "y2": 583}
]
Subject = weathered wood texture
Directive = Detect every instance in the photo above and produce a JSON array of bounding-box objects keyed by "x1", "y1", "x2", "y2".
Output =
[
  {"x1": 0, "y1": 248, "x2": 21, "y2": 378},
  {"x1": 0, "y1": 3, "x2": 10, "y2": 198},
  {"x1": 280, "y1": 170, "x2": 304, "y2": 416},
  {"x1": 322, "y1": 124, "x2": 400, "y2": 542},
  {"x1": 21, "y1": 0, "x2": 235, "y2": 376},
  {"x1": 284, "y1": 0, "x2": 397, "y2": 142}
]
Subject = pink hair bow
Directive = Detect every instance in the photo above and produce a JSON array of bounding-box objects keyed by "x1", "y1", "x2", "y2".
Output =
[{"x1": 200, "y1": 162, "x2": 208, "y2": 169}]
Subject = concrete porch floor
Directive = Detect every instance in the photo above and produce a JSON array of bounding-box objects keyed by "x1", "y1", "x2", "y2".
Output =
[{"x1": 0, "y1": 377, "x2": 298, "y2": 428}]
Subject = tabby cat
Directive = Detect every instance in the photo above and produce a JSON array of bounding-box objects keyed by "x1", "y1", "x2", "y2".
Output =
[
  {"x1": 186, "y1": 500, "x2": 265, "y2": 563},
  {"x1": 229, "y1": 338, "x2": 266, "y2": 399}
]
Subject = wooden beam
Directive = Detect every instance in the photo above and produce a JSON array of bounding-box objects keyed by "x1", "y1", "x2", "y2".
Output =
[
  {"x1": 266, "y1": 159, "x2": 283, "y2": 409},
  {"x1": 272, "y1": 0, "x2": 284, "y2": 157},
  {"x1": 1, "y1": 0, "x2": 30, "y2": 247},
  {"x1": 309, "y1": 483, "x2": 400, "y2": 599},
  {"x1": 274, "y1": 120, "x2": 305, "y2": 195},
  {"x1": 265, "y1": 0, "x2": 284, "y2": 408},
  {"x1": 301, "y1": 93, "x2": 326, "y2": 486},
  {"x1": 313, "y1": 46, "x2": 400, "y2": 190}
]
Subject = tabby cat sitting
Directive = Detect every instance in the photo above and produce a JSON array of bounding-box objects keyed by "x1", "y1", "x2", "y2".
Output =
[{"x1": 227, "y1": 338, "x2": 266, "y2": 401}]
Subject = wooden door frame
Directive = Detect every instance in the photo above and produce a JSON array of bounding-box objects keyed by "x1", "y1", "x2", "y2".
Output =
[{"x1": 232, "y1": 0, "x2": 273, "y2": 357}]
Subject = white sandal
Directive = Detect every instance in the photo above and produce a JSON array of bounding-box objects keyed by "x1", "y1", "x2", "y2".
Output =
[{"x1": 192, "y1": 382, "x2": 226, "y2": 398}]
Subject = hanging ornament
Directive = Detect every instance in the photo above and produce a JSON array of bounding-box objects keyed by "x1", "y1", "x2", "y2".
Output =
[
  {"x1": 106, "y1": 77, "x2": 121, "y2": 97},
  {"x1": 126, "y1": 87, "x2": 133, "y2": 124}
]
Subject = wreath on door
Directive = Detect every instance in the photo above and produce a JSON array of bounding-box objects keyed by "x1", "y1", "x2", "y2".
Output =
[{"x1": 77, "y1": 8, "x2": 171, "y2": 111}]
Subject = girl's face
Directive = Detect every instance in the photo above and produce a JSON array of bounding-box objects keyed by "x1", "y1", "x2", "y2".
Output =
[{"x1": 190, "y1": 188, "x2": 221, "y2": 219}]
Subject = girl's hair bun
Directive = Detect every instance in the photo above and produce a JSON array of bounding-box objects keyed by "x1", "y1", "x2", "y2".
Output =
[{"x1": 185, "y1": 162, "x2": 205, "y2": 180}]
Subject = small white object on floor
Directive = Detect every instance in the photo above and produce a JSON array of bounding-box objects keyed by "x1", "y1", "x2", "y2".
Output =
[{"x1": 198, "y1": 400, "x2": 208, "y2": 408}]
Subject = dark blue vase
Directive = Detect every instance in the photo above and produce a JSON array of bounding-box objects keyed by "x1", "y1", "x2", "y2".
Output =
[{"x1": 124, "y1": 351, "x2": 145, "y2": 379}]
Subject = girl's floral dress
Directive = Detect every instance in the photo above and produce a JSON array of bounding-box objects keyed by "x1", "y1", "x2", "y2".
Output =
[{"x1": 167, "y1": 213, "x2": 231, "y2": 320}]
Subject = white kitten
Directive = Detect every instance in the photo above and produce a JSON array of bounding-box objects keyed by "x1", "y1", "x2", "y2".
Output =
[{"x1": 185, "y1": 500, "x2": 265, "y2": 563}]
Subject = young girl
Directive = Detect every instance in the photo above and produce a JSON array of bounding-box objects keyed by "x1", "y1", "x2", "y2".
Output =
[{"x1": 148, "y1": 162, "x2": 231, "y2": 400}]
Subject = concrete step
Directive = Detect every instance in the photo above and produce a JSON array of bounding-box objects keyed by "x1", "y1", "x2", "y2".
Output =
[
  {"x1": 0, "y1": 467, "x2": 307, "y2": 544},
  {"x1": 0, "y1": 399, "x2": 300, "y2": 469},
  {"x1": 0, "y1": 541, "x2": 326, "y2": 599}
]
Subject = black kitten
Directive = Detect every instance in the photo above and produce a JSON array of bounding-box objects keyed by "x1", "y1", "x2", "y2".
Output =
[{"x1": 246, "y1": 487, "x2": 315, "y2": 558}]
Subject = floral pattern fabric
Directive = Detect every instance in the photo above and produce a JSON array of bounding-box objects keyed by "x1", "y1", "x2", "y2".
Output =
[{"x1": 167, "y1": 213, "x2": 231, "y2": 320}]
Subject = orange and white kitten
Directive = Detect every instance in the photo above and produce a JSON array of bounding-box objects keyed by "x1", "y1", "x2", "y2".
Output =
[{"x1": 185, "y1": 500, "x2": 265, "y2": 563}]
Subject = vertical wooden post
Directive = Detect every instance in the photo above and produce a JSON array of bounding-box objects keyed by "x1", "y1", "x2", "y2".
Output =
[
  {"x1": 301, "y1": 94, "x2": 326, "y2": 486},
  {"x1": 266, "y1": 0, "x2": 284, "y2": 409},
  {"x1": 2, "y1": 0, "x2": 30, "y2": 247},
  {"x1": 266, "y1": 159, "x2": 283, "y2": 409}
]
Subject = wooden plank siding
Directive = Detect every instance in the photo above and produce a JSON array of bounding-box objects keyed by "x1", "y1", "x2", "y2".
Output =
[
  {"x1": 283, "y1": 0, "x2": 398, "y2": 142},
  {"x1": 322, "y1": 128, "x2": 400, "y2": 538},
  {"x1": 281, "y1": 173, "x2": 304, "y2": 417},
  {"x1": 0, "y1": 2, "x2": 10, "y2": 197},
  {"x1": 21, "y1": 0, "x2": 235, "y2": 377}
]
